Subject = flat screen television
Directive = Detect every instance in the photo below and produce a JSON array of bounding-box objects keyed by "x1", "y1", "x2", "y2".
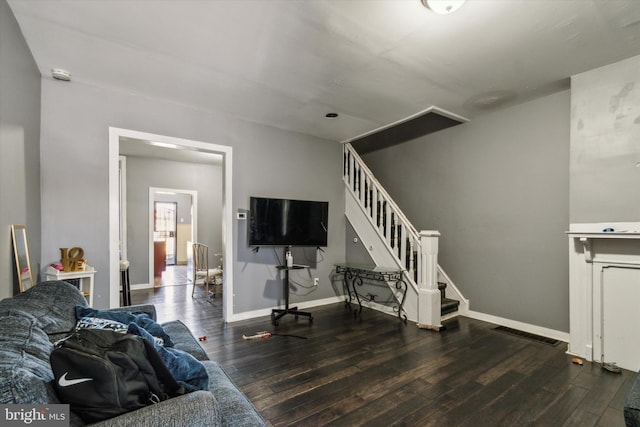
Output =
[{"x1": 248, "y1": 197, "x2": 328, "y2": 247}]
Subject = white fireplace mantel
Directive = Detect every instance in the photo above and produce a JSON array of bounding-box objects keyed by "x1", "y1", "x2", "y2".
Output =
[{"x1": 568, "y1": 222, "x2": 640, "y2": 370}]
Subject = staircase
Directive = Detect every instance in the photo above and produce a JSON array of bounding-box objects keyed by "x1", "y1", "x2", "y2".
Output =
[{"x1": 343, "y1": 143, "x2": 467, "y2": 327}]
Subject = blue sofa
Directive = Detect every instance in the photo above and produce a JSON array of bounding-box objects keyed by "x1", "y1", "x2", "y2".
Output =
[{"x1": 0, "y1": 281, "x2": 266, "y2": 426}]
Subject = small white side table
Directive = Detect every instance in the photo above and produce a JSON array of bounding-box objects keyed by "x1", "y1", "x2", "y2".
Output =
[{"x1": 46, "y1": 265, "x2": 96, "y2": 306}]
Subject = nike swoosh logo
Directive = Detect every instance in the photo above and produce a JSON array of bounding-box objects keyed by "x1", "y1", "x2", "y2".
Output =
[{"x1": 58, "y1": 372, "x2": 94, "y2": 387}]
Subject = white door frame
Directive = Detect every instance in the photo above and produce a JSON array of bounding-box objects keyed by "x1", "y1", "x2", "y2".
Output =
[
  {"x1": 119, "y1": 155, "x2": 128, "y2": 261},
  {"x1": 109, "y1": 127, "x2": 234, "y2": 322},
  {"x1": 148, "y1": 187, "x2": 198, "y2": 288}
]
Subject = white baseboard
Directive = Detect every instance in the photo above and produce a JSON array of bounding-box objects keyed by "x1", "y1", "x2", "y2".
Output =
[
  {"x1": 226, "y1": 296, "x2": 344, "y2": 323},
  {"x1": 465, "y1": 310, "x2": 569, "y2": 343},
  {"x1": 131, "y1": 285, "x2": 565, "y2": 344}
]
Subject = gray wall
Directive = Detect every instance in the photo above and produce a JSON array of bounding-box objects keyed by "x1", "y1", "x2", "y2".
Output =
[
  {"x1": 39, "y1": 79, "x2": 345, "y2": 312},
  {"x1": 0, "y1": 0, "x2": 41, "y2": 298},
  {"x1": 570, "y1": 55, "x2": 640, "y2": 223},
  {"x1": 124, "y1": 156, "x2": 222, "y2": 285},
  {"x1": 361, "y1": 90, "x2": 570, "y2": 332},
  {"x1": 345, "y1": 220, "x2": 373, "y2": 265}
]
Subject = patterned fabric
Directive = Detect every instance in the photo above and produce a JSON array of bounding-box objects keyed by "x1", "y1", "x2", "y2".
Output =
[
  {"x1": 75, "y1": 316, "x2": 128, "y2": 333},
  {"x1": 75, "y1": 306, "x2": 174, "y2": 347}
]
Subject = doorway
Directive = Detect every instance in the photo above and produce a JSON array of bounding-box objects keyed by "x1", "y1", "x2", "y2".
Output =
[
  {"x1": 108, "y1": 127, "x2": 234, "y2": 322},
  {"x1": 148, "y1": 188, "x2": 198, "y2": 287},
  {"x1": 155, "y1": 201, "x2": 177, "y2": 266}
]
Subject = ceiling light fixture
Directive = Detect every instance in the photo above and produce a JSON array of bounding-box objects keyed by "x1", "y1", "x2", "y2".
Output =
[
  {"x1": 148, "y1": 141, "x2": 180, "y2": 149},
  {"x1": 421, "y1": 0, "x2": 466, "y2": 14},
  {"x1": 325, "y1": 113, "x2": 339, "y2": 119},
  {"x1": 51, "y1": 68, "x2": 71, "y2": 81}
]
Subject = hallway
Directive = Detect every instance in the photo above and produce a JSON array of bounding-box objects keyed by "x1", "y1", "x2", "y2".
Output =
[{"x1": 131, "y1": 264, "x2": 222, "y2": 326}]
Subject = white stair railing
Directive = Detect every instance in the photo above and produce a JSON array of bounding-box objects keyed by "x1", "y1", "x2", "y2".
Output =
[
  {"x1": 343, "y1": 143, "x2": 469, "y2": 327},
  {"x1": 344, "y1": 143, "x2": 449, "y2": 328},
  {"x1": 343, "y1": 143, "x2": 420, "y2": 288}
]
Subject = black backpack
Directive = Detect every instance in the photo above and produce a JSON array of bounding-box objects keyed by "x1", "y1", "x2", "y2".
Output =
[{"x1": 50, "y1": 328, "x2": 185, "y2": 423}]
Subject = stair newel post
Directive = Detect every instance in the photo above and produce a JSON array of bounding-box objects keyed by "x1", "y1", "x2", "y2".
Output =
[{"x1": 417, "y1": 230, "x2": 442, "y2": 331}]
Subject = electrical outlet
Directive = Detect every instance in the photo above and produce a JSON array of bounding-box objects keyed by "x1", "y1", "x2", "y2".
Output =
[{"x1": 313, "y1": 278, "x2": 319, "y2": 286}]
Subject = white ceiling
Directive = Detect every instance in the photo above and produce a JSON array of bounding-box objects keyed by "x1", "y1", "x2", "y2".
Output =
[{"x1": 8, "y1": 0, "x2": 640, "y2": 144}]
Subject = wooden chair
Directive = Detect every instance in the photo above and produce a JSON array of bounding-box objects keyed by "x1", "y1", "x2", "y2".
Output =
[{"x1": 192, "y1": 243, "x2": 223, "y2": 300}]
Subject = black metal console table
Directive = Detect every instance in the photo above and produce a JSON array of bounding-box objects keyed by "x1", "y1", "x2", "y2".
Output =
[
  {"x1": 335, "y1": 263, "x2": 408, "y2": 323},
  {"x1": 271, "y1": 264, "x2": 313, "y2": 326}
]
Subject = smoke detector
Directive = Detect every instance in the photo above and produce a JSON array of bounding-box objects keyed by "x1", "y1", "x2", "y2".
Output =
[{"x1": 51, "y1": 68, "x2": 71, "y2": 81}]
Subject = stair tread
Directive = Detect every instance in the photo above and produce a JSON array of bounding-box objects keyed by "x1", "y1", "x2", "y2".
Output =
[{"x1": 441, "y1": 297, "x2": 460, "y2": 315}]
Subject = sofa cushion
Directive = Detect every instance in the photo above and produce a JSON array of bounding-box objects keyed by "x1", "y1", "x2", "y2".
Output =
[
  {"x1": 0, "y1": 310, "x2": 59, "y2": 404},
  {"x1": 203, "y1": 361, "x2": 267, "y2": 427},
  {"x1": 0, "y1": 281, "x2": 87, "y2": 337},
  {"x1": 625, "y1": 371, "x2": 640, "y2": 426},
  {"x1": 161, "y1": 320, "x2": 209, "y2": 362},
  {"x1": 90, "y1": 390, "x2": 221, "y2": 427}
]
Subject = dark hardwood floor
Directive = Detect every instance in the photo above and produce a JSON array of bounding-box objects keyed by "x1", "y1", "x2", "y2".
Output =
[{"x1": 131, "y1": 285, "x2": 635, "y2": 426}]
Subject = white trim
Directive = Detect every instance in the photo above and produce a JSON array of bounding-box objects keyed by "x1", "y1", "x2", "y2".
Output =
[
  {"x1": 119, "y1": 156, "x2": 128, "y2": 261},
  {"x1": 465, "y1": 310, "x2": 570, "y2": 343},
  {"x1": 109, "y1": 128, "x2": 121, "y2": 308},
  {"x1": 108, "y1": 127, "x2": 234, "y2": 323},
  {"x1": 148, "y1": 187, "x2": 198, "y2": 287},
  {"x1": 567, "y1": 223, "x2": 640, "y2": 367},
  {"x1": 131, "y1": 283, "x2": 153, "y2": 290},
  {"x1": 226, "y1": 296, "x2": 343, "y2": 323},
  {"x1": 568, "y1": 222, "x2": 640, "y2": 234}
]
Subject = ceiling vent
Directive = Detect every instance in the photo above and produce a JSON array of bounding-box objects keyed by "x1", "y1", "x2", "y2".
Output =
[{"x1": 347, "y1": 107, "x2": 468, "y2": 154}]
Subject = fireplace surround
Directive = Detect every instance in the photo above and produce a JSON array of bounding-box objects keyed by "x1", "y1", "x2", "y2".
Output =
[{"x1": 568, "y1": 222, "x2": 640, "y2": 371}]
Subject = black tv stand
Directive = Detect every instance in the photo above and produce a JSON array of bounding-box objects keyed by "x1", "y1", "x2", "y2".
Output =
[{"x1": 271, "y1": 262, "x2": 313, "y2": 326}]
